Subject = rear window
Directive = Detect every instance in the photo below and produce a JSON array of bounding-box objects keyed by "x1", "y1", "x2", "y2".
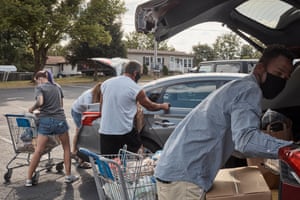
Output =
[
  {"x1": 198, "y1": 64, "x2": 214, "y2": 72},
  {"x1": 215, "y1": 63, "x2": 241, "y2": 73},
  {"x1": 235, "y1": 0, "x2": 299, "y2": 29}
]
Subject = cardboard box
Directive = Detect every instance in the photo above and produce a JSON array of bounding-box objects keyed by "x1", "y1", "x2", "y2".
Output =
[
  {"x1": 206, "y1": 167, "x2": 271, "y2": 200},
  {"x1": 247, "y1": 158, "x2": 280, "y2": 189}
]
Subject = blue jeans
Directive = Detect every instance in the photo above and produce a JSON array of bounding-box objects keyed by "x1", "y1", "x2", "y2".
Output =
[
  {"x1": 38, "y1": 117, "x2": 69, "y2": 136},
  {"x1": 71, "y1": 109, "x2": 82, "y2": 128}
]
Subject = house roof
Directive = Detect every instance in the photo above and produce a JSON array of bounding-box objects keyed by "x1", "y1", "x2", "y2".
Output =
[{"x1": 46, "y1": 56, "x2": 67, "y2": 65}]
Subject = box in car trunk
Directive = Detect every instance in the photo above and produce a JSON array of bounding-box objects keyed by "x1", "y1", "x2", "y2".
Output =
[{"x1": 206, "y1": 166, "x2": 271, "y2": 200}]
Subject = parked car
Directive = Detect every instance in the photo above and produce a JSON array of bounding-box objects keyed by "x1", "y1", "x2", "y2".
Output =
[
  {"x1": 77, "y1": 73, "x2": 249, "y2": 167},
  {"x1": 135, "y1": 1, "x2": 300, "y2": 140},
  {"x1": 189, "y1": 59, "x2": 258, "y2": 73},
  {"x1": 77, "y1": 57, "x2": 136, "y2": 76},
  {"x1": 78, "y1": 0, "x2": 300, "y2": 170},
  {"x1": 140, "y1": 73, "x2": 247, "y2": 151},
  {"x1": 135, "y1": 0, "x2": 300, "y2": 58}
]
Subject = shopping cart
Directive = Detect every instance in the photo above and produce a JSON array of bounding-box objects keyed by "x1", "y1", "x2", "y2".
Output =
[
  {"x1": 3, "y1": 114, "x2": 64, "y2": 184},
  {"x1": 79, "y1": 147, "x2": 157, "y2": 200}
]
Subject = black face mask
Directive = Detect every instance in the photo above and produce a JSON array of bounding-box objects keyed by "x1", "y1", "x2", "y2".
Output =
[
  {"x1": 135, "y1": 72, "x2": 141, "y2": 83},
  {"x1": 261, "y1": 72, "x2": 286, "y2": 99}
]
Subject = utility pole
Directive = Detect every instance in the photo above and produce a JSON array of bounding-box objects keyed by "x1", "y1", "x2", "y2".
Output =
[{"x1": 154, "y1": 40, "x2": 159, "y2": 79}]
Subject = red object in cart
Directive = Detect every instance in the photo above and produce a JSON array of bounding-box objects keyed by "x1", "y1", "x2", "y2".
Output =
[
  {"x1": 278, "y1": 145, "x2": 300, "y2": 200},
  {"x1": 81, "y1": 112, "x2": 101, "y2": 126}
]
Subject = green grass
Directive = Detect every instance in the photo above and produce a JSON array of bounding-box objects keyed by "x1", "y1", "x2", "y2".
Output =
[{"x1": 0, "y1": 75, "x2": 156, "y2": 88}]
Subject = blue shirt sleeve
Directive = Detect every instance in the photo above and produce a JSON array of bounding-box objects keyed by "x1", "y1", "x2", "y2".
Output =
[{"x1": 231, "y1": 85, "x2": 292, "y2": 158}]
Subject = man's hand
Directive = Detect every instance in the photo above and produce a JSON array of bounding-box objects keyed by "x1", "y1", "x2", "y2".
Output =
[{"x1": 160, "y1": 103, "x2": 171, "y2": 111}]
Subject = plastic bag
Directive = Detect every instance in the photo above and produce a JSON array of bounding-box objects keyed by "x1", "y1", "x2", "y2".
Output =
[
  {"x1": 261, "y1": 109, "x2": 289, "y2": 130},
  {"x1": 20, "y1": 128, "x2": 33, "y2": 142}
]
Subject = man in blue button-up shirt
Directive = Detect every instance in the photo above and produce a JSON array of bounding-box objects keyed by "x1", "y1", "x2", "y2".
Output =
[{"x1": 154, "y1": 45, "x2": 295, "y2": 200}]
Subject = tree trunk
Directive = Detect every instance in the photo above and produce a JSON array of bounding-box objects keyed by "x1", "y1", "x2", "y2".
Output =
[{"x1": 32, "y1": 45, "x2": 48, "y2": 81}]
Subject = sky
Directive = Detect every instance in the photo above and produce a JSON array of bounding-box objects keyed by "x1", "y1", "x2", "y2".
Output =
[{"x1": 122, "y1": 0, "x2": 232, "y2": 53}]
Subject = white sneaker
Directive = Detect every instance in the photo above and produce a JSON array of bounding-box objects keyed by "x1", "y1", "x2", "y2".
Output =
[
  {"x1": 64, "y1": 175, "x2": 79, "y2": 183},
  {"x1": 25, "y1": 179, "x2": 32, "y2": 187}
]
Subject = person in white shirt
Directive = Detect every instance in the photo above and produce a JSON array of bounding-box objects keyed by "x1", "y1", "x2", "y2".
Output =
[
  {"x1": 99, "y1": 60, "x2": 170, "y2": 154},
  {"x1": 71, "y1": 82, "x2": 101, "y2": 168}
]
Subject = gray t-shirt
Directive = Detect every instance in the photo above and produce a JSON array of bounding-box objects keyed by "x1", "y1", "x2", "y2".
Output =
[{"x1": 35, "y1": 82, "x2": 66, "y2": 120}]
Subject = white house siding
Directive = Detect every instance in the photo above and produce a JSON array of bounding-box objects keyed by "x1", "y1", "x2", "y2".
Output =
[
  {"x1": 45, "y1": 56, "x2": 79, "y2": 77},
  {"x1": 127, "y1": 49, "x2": 194, "y2": 73}
]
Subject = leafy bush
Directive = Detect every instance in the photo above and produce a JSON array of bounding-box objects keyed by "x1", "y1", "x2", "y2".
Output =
[
  {"x1": 162, "y1": 65, "x2": 168, "y2": 75},
  {"x1": 143, "y1": 65, "x2": 149, "y2": 75}
]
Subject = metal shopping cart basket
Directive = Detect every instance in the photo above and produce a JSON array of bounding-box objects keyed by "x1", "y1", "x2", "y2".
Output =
[
  {"x1": 3, "y1": 114, "x2": 64, "y2": 184},
  {"x1": 79, "y1": 147, "x2": 157, "y2": 200}
]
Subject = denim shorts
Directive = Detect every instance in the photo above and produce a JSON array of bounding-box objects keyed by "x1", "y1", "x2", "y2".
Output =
[
  {"x1": 38, "y1": 117, "x2": 69, "y2": 136},
  {"x1": 71, "y1": 109, "x2": 82, "y2": 128}
]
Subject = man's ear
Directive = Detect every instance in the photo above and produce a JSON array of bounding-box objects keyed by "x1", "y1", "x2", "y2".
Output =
[
  {"x1": 253, "y1": 62, "x2": 266, "y2": 84},
  {"x1": 256, "y1": 62, "x2": 265, "y2": 72}
]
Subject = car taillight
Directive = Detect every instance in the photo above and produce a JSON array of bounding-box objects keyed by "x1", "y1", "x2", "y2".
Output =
[
  {"x1": 279, "y1": 145, "x2": 300, "y2": 177},
  {"x1": 81, "y1": 112, "x2": 101, "y2": 126}
]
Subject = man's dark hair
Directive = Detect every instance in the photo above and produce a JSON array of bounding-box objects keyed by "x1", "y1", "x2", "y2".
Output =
[
  {"x1": 259, "y1": 44, "x2": 294, "y2": 67},
  {"x1": 125, "y1": 61, "x2": 142, "y2": 75}
]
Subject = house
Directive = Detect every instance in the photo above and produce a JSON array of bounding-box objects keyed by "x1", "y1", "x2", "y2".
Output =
[
  {"x1": 45, "y1": 56, "x2": 79, "y2": 78},
  {"x1": 127, "y1": 49, "x2": 194, "y2": 73}
]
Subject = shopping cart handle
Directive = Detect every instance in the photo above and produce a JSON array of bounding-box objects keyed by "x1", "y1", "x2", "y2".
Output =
[{"x1": 79, "y1": 148, "x2": 99, "y2": 160}]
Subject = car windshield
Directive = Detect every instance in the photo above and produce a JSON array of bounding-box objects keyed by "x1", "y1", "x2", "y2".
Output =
[{"x1": 236, "y1": 0, "x2": 300, "y2": 29}]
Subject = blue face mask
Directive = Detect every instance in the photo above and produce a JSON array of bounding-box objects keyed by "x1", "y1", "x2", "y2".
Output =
[{"x1": 261, "y1": 72, "x2": 286, "y2": 99}]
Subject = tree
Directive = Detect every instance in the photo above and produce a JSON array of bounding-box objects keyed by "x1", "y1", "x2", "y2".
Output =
[
  {"x1": 192, "y1": 43, "x2": 215, "y2": 65},
  {"x1": 213, "y1": 33, "x2": 242, "y2": 60},
  {"x1": 48, "y1": 44, "x2": 68, "y2": 57},
  {"x1": 0, "y1": 0, "x2": 125, "y2": 74},
  {"x1": 124, "y1": 32, "x2": 174, "y2": 51},
  {"x1": 0, "y1": 29, "x2": 34, "y2": 71},
  {"x1": 240, "y1": 44, "x2": 261, "y2": 59},
  {"x1": 67, "y1": 22, "x2": 126, "y2": 66}
]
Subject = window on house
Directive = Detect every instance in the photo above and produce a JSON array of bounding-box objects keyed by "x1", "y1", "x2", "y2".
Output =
[
  {"x1": 184, "y1": 59, "x2": 187, "y2": 67},
  {"x1": 144, "y1": 56, "x2": 150, "y2": 65},
  {"x1": 188, "y1": 59, "x2": 192, "y2": 68}
]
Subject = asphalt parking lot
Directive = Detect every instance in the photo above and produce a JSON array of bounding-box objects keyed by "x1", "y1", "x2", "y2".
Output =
[{"x1": 0, "y1": 84, "x2": 100, "y2": 200}]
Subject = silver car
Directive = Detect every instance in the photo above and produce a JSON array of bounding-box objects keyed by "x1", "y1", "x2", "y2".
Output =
[
  {"x1": 77, "y1": 73, "x2": 247, "y2": 156},
  {"x1": 140, "y1": 73, "x2": 248, "y2": 152}
]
